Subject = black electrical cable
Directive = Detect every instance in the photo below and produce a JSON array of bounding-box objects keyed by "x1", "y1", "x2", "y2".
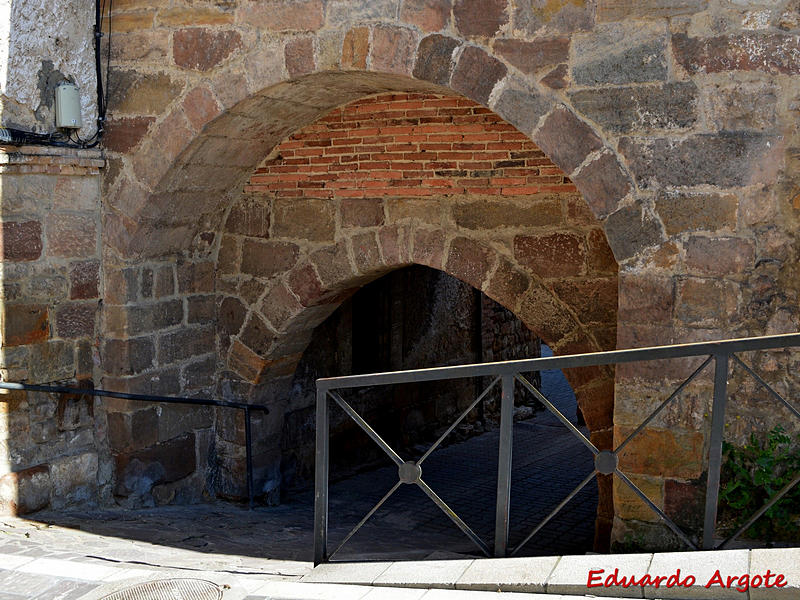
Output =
[{"x1": 1, "y1": 0, "x2": 109, "y2": 149}]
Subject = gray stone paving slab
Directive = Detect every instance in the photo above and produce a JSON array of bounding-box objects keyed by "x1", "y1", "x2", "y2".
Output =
[
  {"x1": 253, "y1": 581, "x2": 372, "y2": 599},
  {"x1": 374, "y1": 559, "x2": 475, "y2": 589},
  {"x1": 455, "y1": 556, "x2": 559, "y2": 592},
  {"x1": 749, "y1": 548, "x2": 800, "y2": 600},
  {"x1": 301, "y1": 561, "x2": 394, "y2": 585},
  {"x1": 362, "y1": 586, "x2": 429, "y2": 599},
  {"x1": 546, "y1": 553, "x2": 653, "y2": 598},
  {"x1": 644, "y1": 549, "x2": 749, "y2": 600}
]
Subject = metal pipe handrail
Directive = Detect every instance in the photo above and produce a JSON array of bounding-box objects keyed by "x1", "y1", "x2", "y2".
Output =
[
  {"x1": 314, "y1": 332, "x2": 800, "y2": 564},
  {"x1": 0, "y1": 381, "x2": 268, "y2": 509}
]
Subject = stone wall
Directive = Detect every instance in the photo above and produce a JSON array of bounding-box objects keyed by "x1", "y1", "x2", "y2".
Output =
[{"x1": 0, "y1": 145, "x2": 107, "y2": 514}]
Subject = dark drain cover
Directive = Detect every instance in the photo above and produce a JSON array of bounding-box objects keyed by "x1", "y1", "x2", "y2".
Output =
[{"x1": 100, "y1": 578, "x2": 223, "y2": 600}]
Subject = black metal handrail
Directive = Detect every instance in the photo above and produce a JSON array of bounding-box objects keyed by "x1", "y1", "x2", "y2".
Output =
[
  {"x1": 313, "y1": 332, "x2": 800, "y2": 564},
  {"x1": 0, "y1": 381, "x2": 269, "y2": 508}
]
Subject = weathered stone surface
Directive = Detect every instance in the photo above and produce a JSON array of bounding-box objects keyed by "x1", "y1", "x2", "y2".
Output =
[
  {"x1": 104, "y1": 300, "x2": 184, "y2": 337},
  {"x1": 45, "y1": 213, "x2": 96, "y2": 258},
  {"x1": 4, "y1": 304, "x2": 49, "y2": 346},
  {"x1": 1, "y1": 221, "x2": 42, "y2": 261},
  {"x1": 55, "y1": 302, "x2": 97, "y2": 339},
  {"x1": 514, "y1": 233, "x2": 586, "y2": 278},
  {"x1": 664, "y1": 478, "x2": 704, "y2": 531},
  {"x1": 350, "y1": 231, "x2": 382, "y2": 274},
  {"x1": 240, "y1": 240, "x2": 299, "y2": 279},
  {"x1": 706, "y1": 82, "x2": 777, "y2": 132},
  {"x1": 454, "y1": 0, "x2": 508, "y2": 37},
  {"x1": 517, "y1": 284, "x2": 577, "y2": 342},
  {"x1": 618, "y1": 273, "x2": 674, "y2": 325},
  {"x1": 451, "y1": 46, "x2": 507, "y2": 104},
  {"x1": 115, "y1": 433, "x2": 196, "y2": 497},
  {"x1": 50, "y1": 452, "x2": 97, "y2": 504},
  {"x1": 685, "y1": 236, "x2": 754, "y2": 276},
  {"x1": 413, "y1": 34, "x2": 459, "y2": 85},
  {"x1": 512, "y1": 0, "x2": 594, "y2": 36},
  {"x1": 587, "y1": 228, "x2": 617, "y2": 274},
  {"x1": 597, "y1": 0, "x2": 706, "y2": 21},
  {"x1": 655, "y1": 191, "x2": 737, "y2": 236},
  {"x1": 454, "y1": 198, "x2": 562, "y2": 229},
  {"x1": 342, "y1": 27, "x2": 369, "y2": 69},
  {"x1": 539, "y1": 63, "x2": 568, "y2": 89},
  {"x1": 615, "y1": 427, "x2": 704, "y2": 478},
  {"x1": 158, "y1": 325, "x2": 215, "y2": 364},
  {"x1": 603, "y1": 203, "x2": 664, "y2": 262},
  {"x1": 673, "y1": 33, "x2": 800, "y2": 75},
  {"x1": 225, "y1": 196, "x2": 270, "y2": 237},
  {"x1": 327, "y1": 0, "x2": 397, "y2": 26},
  {"x1": 260, "y1": 281, "x2": 304, "y2": 330},
  {"x1": 486, "y1": 257, "x2": 530, "y2": 304},
  {"x1": 228, "y1": 339, "x2": 268, "y2": 382},
  {"x1": 310, "y1": 242, "x2": 357, "y2": 288},
  {"x1": 371, "y1": 26, "x2": 416, "y2": 75},
  {"x1": 569, "y1": 82, "x2": 698, "y2": 133},
  {"x1": 445, "y1": 236, "x2": 493, "y2": 289},
  {"x1": 494, "y1": 38, "x2": 569, "y2": 74},
  {"x1": 239, "y1": 313, "x2": 276, "y2": 357},
  {"x1": 103, "y1": 337, "x2": 155, "y2": 376},
  {"x1": 572, "y1": 23, "x2": 668, "y2": 85},
  {"x1": 187, "y1": 295, "x2": 215, "y2": 324},
  {"x1": 104, "y1": 116, "x2": 155, "y2": 152},
  {"x1": 239, "y1": 0, "x2": 324, "y2": 31},
  {"x1": 533, "y1": 107, "x2": 602, "y2": 174},
  {"x1": 288, "y1": 264, "x2": 325, "y2": 307},
  {"x1": 108, "y1": 69, "x2": 183, "y2": 115},
  {"x1": 285, "y1": 37, "x2": 315, "y2": 78},
  {"x1": 157, "y1": 404, "x2": 213, "y2": 443},
  {"x1": 341, "y1": 198, "x2": 384, "y2": 228},
  {"x1": 553, "y1": 278, "x2": 617, "y2": 325},
  {"x1": 493, "y1": 85, "x2": 552, "y2": 134},
  {"x1": 173, "y1": 28, "x2": 242, "y2": 71},
  {"x1": 401, "y1": 0, "x2": 451, "y2": 32},
  {"x1": 676, "y1": 277, "x2": 739, "y2": 326},
  {"x1": 218, "y1": 296, "x2": 248, "y2": 337},
  {"x1": 613, "y1": 474, "x2": 663, "y2": 523},
  {"x1": 182, "y1": 86, "x2": 221, "y2": 131},
  {"x1": 272, "y1": 198, "x2": 335, "y2": 241},
  {"x1": 69, "y1": 260, "x2": 100, "y2": 300},
  {"x1": 618, "y1": 132, "x2": 779, "y2": 188}
]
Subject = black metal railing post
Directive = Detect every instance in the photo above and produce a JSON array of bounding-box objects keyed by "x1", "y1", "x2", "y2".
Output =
[
  {"x1": 494, "y1": 373, "x2": 514, "y2": 557},
  {"x1": 314, "y1": 385, "x2": 329, "y2": 566},
  {"x1": 703, "y1": 351, "x2": 730, "y2": 549}
]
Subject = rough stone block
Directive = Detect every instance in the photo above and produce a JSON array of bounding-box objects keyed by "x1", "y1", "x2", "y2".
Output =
[
  {"x1": 569, "y1": 81, "x2": 698, "y2": 134},
  {"x1": 552, "y1": 278, "x2": 617, "y2": 325},
  {"x1": 685, "y1": 236, "x2": 754, "y2": 276},
  {"x1": 108, "y1": 69, "x2": 182, "y2": 115},
  {"x1": 54, "y1": 302, "x2": 97, "y2": 339},
  {"x1": 157, "y1": 404, "x2": 213, "y2": 443},
  {"x1": 173, "y1": 28, "x2": 242, "y2": 71},
  {"x1": 445, "y1": 237, "x2": 493, "y2": 289},
  {"x1": 45, "y1": 213, "x2": 97, "y2": 258},
  {"x1": 618, "y1": 132, "x2": 780, "y2": 188},
  {"x1": 4, "y1": 304, "x2": 49, "y2": 347},
  {"x1": 673, "y1": 33, "x2": 800, "y2": 76},
  {"x1": 603, "y1": 202, "x2": 664, "y2": 262},
  {"x1": 50, "y1": 452, "x2": 98, "y2": 504},
  {"x1": 655, "y1": 191, "x2": 737, "y2": 236},
  {"x1": 259, "y1": 282, "x2": 304, "y2": 331},
  {"x1": 618, "y1": 273, "x2": 674, "y2": 325},
  {"x1": 512, "y1": 0, "x2": 594, "y2": 37},
  {"x1": 676, "y1": 277, "x2": 739, "y2": 326},
  {"x1": 514, "y1": 232, "x2": 586, "y2": 278},
  {"x1": 371, "y1": 26, "x2": 416, "y2": 75},
  {"x1": 103, "y1": 337, "x2": 155, "y2": 376},
  {"x1": 615, "y1": 426, "x2": 704, "y2": 478},
  {"x1": 413, "y1": 34, "x2": 459, "y2": 85},
  {"x1": 533, "y1": 106, "x2": 602, "y2": 174},
  {"x1": 114, "y1": 433, "x2": 196, "y2": 497},
  {"x1": 157, "y1": 325, "x2": 215, "y2": 365},
  {"x1": 451, "y1": 46, "x2": 507, "y2": 105},
  {"x1": 453, "y1": 0, "x2": 508, "y2": 37},
  {"x1": 613, "y1": 474, "x2": 663, "y2": 523},
  {"x1": 572, "y1": 22, "x2": 668, "y2": 85},
  {"x1": 1, "y1": 221, "x2": 42, "y2": 261},
  {"x1": 598, "y1": 0, "x2": 707, "y2": 21},
  {"x1": 401, "y1": 0, "x2": 451, "y2": 32},
  {"x1": 492, "y1": 85, "x2": 552, "y2": 134},
  {"x1": 342, "y1": 27, "x2": 369, "y2": 69},
  {"x1": 453, "y1": 198, "x2": 562, "y2": 229},
  {"x1": 0, "y1": 465, "x2": 51, "y2": 514},
  {"x1": 225, "y1": 196, "x2": 270, "y2": 237},
  {"x1": 29, "y1": 341, "x2": 74, "y2": 383},
  {"x1": 104, "y1": 116, "x2": 155, "y2": 153},
  {"x1": 239, "y1": 313, "x2": 276, "y2": 357},
  {"x1": 327, "y1": 0, "x2": 397, "y2": 27},
  {"x1": 187, "y1": 295, "x2": 215, "y2": 324},
  {"x1": 69, "y1": 261, "x2": 100, "y2": 300},
  {"x1": 240, "y1": 239, "x2": 299, "y2": 279},
  {"x1": 285, "y1": 37, "x2": 315, "y2": 78},
  {"x1": 706, "y1": 82, "x2": 777, "y2": 132},
  {"x1": 494, "y1": 38, "x2": 569, "y2": 74},
  {"x1": 239, "y1": 0, "x2": 323, "y2": 30},
  {"x1": 272, "y1": 198, "x2": 335, "y2": 242}
]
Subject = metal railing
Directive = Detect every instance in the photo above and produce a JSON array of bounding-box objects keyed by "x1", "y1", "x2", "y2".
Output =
[
  {"x1": 313, "y1": 333, "x2": 800, "y2": 564},
  {"x1": 0, "y1": 381, "x2": 269, "y2": 508}
]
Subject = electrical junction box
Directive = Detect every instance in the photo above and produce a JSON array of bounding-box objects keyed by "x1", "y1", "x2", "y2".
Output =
[{"x1": 55, "y1": 83, "x2": 82, "y2": 129}]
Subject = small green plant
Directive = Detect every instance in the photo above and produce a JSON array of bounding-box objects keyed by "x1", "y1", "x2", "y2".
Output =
[{"x1": 719, "y1": 425, "x2": 800, "y2": 542}]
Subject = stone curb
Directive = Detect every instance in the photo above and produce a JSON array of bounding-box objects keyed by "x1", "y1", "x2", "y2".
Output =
[{"x1": 301, "y1": 548, "x2": 800, "y2": 599}]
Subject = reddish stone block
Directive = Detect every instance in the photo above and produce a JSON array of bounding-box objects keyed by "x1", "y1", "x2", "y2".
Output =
[
  {"x1": 285, "y1": 37, "x2": 315, "y2": 78},
  {"x1": 445, "y1": 236, "x2": 493, "y2": 289},
  {"x1": 239, "y1": 313, "x2": 276, "y2": 356},
  {"x1": 412, "y1": 228, "x2": 445, "y2": 269},
  {"x1": 342, "y1": 27, "x2": 369, "y2": 69},
  {"x1": 673, "y1": 33, "x2": 800, "y2": 76},
  {"x1": 177, "y1": 259, "x2": 215, "y2": 293},
  {"x1": 310, "y1": 242, "x2": 359, "y2": 288},
  {"x1": 575, "y1": 378, "x2": 615, "y2": 431},
  {"x1": 618, "y1": 273, "x2": 674, "y2": 325},
  {"x1": 401, "y1": 0, "x2": 451, "y2": 32},
  {"x1": 571, "y1": 152, "x2": 631, "y2": 220},
  {"x1": 685, "y1": 236, "x2": 755, "y2": 276},
  {"x1": 413, "y1": 34, "x2": 460, "y2": 85},
  {"x1": 239, "y1": 0, "x2": 324, "y2": 31},
  {"x1": 454, "y1": 0, "x2": 508, "y2": 37},
  {"x1": 218, "y1": 296, "x2": 248, "y2": 336},
  {"x1": 55, "y1": 302, "x2": 98, "y2": 340},
  {"x1": 533, "y1": 106, "x2": 603, "y2": 174},
  {"x1": 45, "y1": 213, "x2": 97, "y2": 258},
  {"x1": 514, "y1": 232, "x2": 586, "y2": 278},
  {"x1": 350, "y1": 231, "x2": 383, "y2": 275},
  {"x1": 0, "y1": 465, "x2": 51, "y2": 515},
  {"x1": 379, "y1": 225, "x2": 406, "y2": 266},
  {"x1": 451, "y1": 46, "x2": 507, "y2": 104},
  {"x1": 173, "y1": 28, "x2": 242, "y2": 71},
  {"x1": 288, "y1": 263, "x2": 325, "y2": 307},
  {"x1": 540, "y1": 63, "x2": 568, "y2": 89},
  {"x1": 70, "y1": 260, "x2": 100, "y2": 299},
  {"x1": 494, "y1": 38, "x2": 569, "y2": 74},
  {"x1": 260, "y1": 281, "x2": 304, "y2": 330},
  {"x1": 486, "y1": 257, "x2": 530, "y2": 307},
  {"x1": 4, "y1": 304, "x2": 49, "y2": 346},
  {"x1": 587, "y1": 228, "x2": 617, "y2": 275},
  {"x1": 228, "y1": 339, "x2": 268, "y2": 383},
  {"x1": 371, "y1": 26, "x2": 417, "y2": 76},
  {"x1": 240, "y1": 240, "x2": 299, "y2": 279},
  {"x1": 1, "y1": 220, "x2": 42, "y2": 261},
  {"x1": 182, "y1": 86, "x2": 221, "y2": 131},
  {"x1": 552, "y1": 278, "x2": 618, "y2": 325},
  {"x1": 104, "y1": 116, "x2": 155, "y2": 152}
]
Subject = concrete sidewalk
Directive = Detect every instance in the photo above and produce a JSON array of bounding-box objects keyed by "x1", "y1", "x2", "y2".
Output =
[{"x1": 0, "y1": 513, "x2": 796, "y2": 600}]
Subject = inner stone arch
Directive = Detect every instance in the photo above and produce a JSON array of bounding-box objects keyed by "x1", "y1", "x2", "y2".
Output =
[{"x1": 210, "y1": 90, "x2": 618, "y2": 547}]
